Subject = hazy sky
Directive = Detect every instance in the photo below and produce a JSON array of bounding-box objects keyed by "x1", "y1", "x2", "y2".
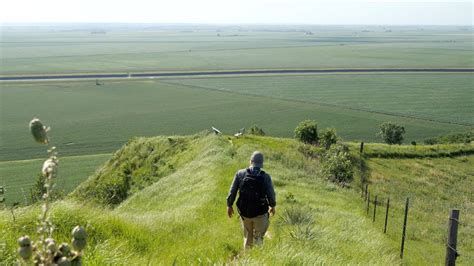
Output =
[{"x1": 1, "y1": 0, "x2": 472, "y2": 25}]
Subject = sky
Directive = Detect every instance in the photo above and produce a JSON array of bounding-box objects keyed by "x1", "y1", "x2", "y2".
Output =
[{"x1": 0, "y1": 0, "x2": 472, "y2": 25}]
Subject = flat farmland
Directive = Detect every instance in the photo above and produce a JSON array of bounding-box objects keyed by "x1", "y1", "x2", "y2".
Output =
[
  {"x1": 0, "y1": 154, "x2": 110, "y2": 205},
  {"x1": 1, "y1": 25, "x2": 472, "y2": 75},
  {"x1": 169, "y1": 73, "x2": 474, "y2": 125},
  {"x1": 1, "y1": 76, "x2": 470, "y2": 161}
]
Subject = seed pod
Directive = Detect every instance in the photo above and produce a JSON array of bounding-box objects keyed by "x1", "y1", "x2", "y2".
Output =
[
  {"x1": 57, "y1": 257, "x2": 71, "y2": 266},
  {"x1": 18, "y1": 246, "x2": 33, "y2": 260},
  {"x1": 29, "y1": 118, "x2": 48, "y2": 144},
  {"x1": 47, "y1": 241, "x2": 57, "y2": 254},
  {"x1": 42, "y1": 158, "x2": 58, "y2": 177},
  {"x1": 72, "y1": 226, "x2": 87, "y2": 240},
  {"x1": 59, "y1": 243, "x2": 71, "y2": 257},
  {"x1": 18, "y1": 235, "x2": 31, "y2": 247},
  {"x1": 71, "y1": 255, "x2": 82, "y2": 266},
  {"x1": 71, "y1": 238, "x2": 86, "y2": 252}
]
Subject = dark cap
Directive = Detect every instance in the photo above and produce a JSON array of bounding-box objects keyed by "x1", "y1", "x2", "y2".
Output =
[{"x1": 250, "y1": 151, "x2": 264, "y2": 168}]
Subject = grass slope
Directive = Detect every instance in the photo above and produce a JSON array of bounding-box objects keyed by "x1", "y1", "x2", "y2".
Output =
[
  {"x1": 364, "y1": 155, "x2": 474, "y2": 265},
  {"x1": 1, "y1": 133, "x2": 401, "y2": 264}
]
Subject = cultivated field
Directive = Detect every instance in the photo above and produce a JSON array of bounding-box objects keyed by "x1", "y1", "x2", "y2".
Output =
[
  {"x1": 1, "y1": 75, "x2": 471, "y2": 161},
  {"x1": 1, "y1": 25, "x2": 472, "y2": 75}
]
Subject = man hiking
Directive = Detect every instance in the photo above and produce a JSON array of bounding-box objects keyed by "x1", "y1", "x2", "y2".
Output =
[{"x1": 226, "y1": 151, "x2": 276, "y2": 249}]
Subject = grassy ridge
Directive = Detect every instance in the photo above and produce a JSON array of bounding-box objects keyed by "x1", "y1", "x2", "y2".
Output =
[
  {"x1": 1, "y1": 78, "x2": 470, "y2": 161},
  {"x1": 1, "y1": 27, "x2": 472, "y2": 75},
  {"x1": 1, "y1": 134, "x2": 472, "y2": 264},
  {"x1": 1, "y1": 134, "x2": 400, "y2": 264}
]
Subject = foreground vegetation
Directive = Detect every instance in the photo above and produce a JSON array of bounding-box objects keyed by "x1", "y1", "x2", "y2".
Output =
[{"x1": 1, "y1": 133, "x2": 472, "y2": 264}]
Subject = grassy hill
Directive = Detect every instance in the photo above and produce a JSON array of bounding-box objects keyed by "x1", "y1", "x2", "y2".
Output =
[{"x1": 0, "y1": 133, "x2": 472, "y2": 264}]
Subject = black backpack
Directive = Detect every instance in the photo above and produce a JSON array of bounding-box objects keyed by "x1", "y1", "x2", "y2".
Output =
[{"x1": 236, "y1": 168, "x2": 269, "y2": 218}]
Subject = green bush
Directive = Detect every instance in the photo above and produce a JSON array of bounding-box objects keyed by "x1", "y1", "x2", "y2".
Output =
[
  {"x1": 377, "y1": 122, "x2": 405, "y2": 145},
  {"x1": 320, "y1": 128, "x2": 338, "y2": 149},
  {"x1": 294, "y1": 120, "x2": 318, "y2": 144},
  {"x1": 29, "y1": 173, "x2": 64, "y2": 204},
  {"x1": 424, "y1": 137, "x2": 438, "y2": 145},
  {"x1": 248, "y1": 124, "x2": 265, "y2": 136},
  {"x1": 321, "y1": 144, "x2": 353, "y2": 184}
]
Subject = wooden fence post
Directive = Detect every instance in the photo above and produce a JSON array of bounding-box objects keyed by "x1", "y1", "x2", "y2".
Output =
[
  {"x1": 373, "y1": 195, "x2": 377, "y2": 222},
  {"x1": 360, "y1": 141, "x2": 364, "y2": 154},
  {"x1": 445, "y1": 209, "x2": 460, "y2": 266},
  {"x1": 384, "y1": 196, "x2": 390, "y2": 233},
  {"x1": 400, "y1": 197, "x2": 409, "y2": 259},
  {"x1": 364, "y1": 184, "x2": 368, "y2": 202},
  {"x1": 366, "y1": 192, "x2": 370, "y2": 216}
]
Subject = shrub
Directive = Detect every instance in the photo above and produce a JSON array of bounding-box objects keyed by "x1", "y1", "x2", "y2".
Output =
[
  {"x1": 280, "y1": 206, "x2": 313, "y2": 225},
  {"x1": 321, "y1": 144, "x2": 353, "y2": 184},
  {"x1": 377, "y1": 122, "x2": 405, "y2": 145},
  {"x1": 437, "y1": 132, "x2": 471, "y2": 144},
  {"x1": 320, "y1": 128, "x2": 338, "y2": 149},
  {"x1": 29, "y1": 173, "x2": 64, "y2": 204},
  {"x1": 294, "y1": 120, "x2": 318, "y2": 144},
  {"x1": 248, "y1": 124, "x2": 265, "y2": 136},
  {"x1": 424, "y1": 137, "x2": 438, "y2": 145}
]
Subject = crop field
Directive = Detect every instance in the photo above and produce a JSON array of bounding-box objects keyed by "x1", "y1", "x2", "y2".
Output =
[
  {"x1": 0, "y1": 154, "x2": 110, "y2": 205},
  {"x1": 168, "y1": 73, "x2": 474, "y2": 125},
  {"x1": 1, "y1": 25, "x2": 472, "y2": 75},
  {"x1": 1, "y1": 75, "x2": 471, "y2": 161}
]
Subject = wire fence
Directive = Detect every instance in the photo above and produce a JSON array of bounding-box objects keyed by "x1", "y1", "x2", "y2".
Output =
[{"x1": 360, "y1": 184, "x2": 472, "y2": 265}]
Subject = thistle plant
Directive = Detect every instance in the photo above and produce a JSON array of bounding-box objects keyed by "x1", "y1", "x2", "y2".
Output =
[{"x1": 18, "y1": 118, "x2": 87, "y2": 265}]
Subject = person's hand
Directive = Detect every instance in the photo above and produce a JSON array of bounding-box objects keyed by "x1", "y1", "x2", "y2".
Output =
[
  {"x1": 269, "y1": 206, "x2": 276, "y2": 216},
  {"x1": 227, "y1": 206, "x2": 234, "y2": 218}
]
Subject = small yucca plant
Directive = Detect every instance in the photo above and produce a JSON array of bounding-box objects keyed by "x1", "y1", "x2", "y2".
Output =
[{"x1": 18, "y1": 118, "x2": 87, "y2": 265}]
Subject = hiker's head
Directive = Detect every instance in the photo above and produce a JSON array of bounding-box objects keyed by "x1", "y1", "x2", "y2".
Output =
[{"x1": 250, "y1": 151, "x2": 264, "y2": 168}]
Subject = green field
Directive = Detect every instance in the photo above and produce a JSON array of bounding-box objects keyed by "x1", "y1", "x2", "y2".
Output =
[
  {"x1": 0, "y1": 154, "x2": 110, "y2": 205},
  {"x1": 1, "y1": 76, "x2": 471, "y2": 161},
  {"x1": 0, "y1": 134, "x2": 472, "y2": 265},
  {"x1": 1, "y1": 25, "x2": 472, "y2": 75},
  {"x1": 169, "y1": 73, "x2": 474, "y2": 125}
]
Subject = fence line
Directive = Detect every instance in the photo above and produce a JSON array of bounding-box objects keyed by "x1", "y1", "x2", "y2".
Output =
[{"x1": 360, "y1": 185, "x2": 467, "y2": 265}]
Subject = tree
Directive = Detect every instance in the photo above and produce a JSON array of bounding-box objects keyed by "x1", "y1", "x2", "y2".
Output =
[
  {"x1": 249, "y1": 124, "x2": 265, "y2": 136},
  {"x1": 377, "y1": 122, "x2": 405, "y2": 145},
  {"x1": 321, "y1": 144, "x2": 353, "y2": 184},
  {"x1": 294, "y1": 120, "x2": 318, "y2": 144},
  {"x1": 320, "y1": 128, "x2": 338, "y2": 149}
]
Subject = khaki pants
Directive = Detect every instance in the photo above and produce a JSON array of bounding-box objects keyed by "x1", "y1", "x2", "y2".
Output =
[{"x1": 241, "y1": 213, "x2": 269, "y2": 249}]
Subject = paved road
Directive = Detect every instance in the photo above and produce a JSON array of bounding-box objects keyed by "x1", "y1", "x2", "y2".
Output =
[{"x1": 1, "y1": 68, "x2": 473, "y2": 81}]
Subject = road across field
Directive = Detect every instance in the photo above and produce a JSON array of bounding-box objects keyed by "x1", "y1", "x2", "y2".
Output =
[{"x1": 1, "y1": 68, "x2": 473, "y2": 81}]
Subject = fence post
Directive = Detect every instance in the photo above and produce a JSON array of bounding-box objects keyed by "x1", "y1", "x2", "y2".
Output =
[
  {"x1": 445, "y1": 209, "x2": 460, "y2": 266},
  {"x1": 360, "y1": 141, "x2": 364, "y2": 154},
  {"x1": 400, "y1": 197, "x2": 409, "y2": 259},
  {"x1": 373, "y1": 195, "x2": 377, "y2": 222},
  {"x1": 384, "y1": 196, "x2": 390, "y2": 233},
  {"x1": 366, "y1": 192, "x2": 370, "y2": 216},
  {"x1": 364, "y1": 184, "x2": 368, "y2": 202}
]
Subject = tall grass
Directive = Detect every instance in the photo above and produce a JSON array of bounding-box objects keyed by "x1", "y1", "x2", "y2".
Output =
[{"x1": 1, "y1": 134, "x2": 471, "y2": 264}]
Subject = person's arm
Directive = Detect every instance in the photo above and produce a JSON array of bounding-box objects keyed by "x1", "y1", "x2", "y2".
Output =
[
  {"x1": 265, "y1": 174, "x2": 276, "y2": 216},
  {"x1": 226, "y1": 171, "x2": 241, "y2": 218}
]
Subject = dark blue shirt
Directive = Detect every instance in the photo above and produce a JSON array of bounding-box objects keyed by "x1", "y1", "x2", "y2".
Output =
[{"x1": 226, "y1": 167, "x2": 276, "y2": 208}]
